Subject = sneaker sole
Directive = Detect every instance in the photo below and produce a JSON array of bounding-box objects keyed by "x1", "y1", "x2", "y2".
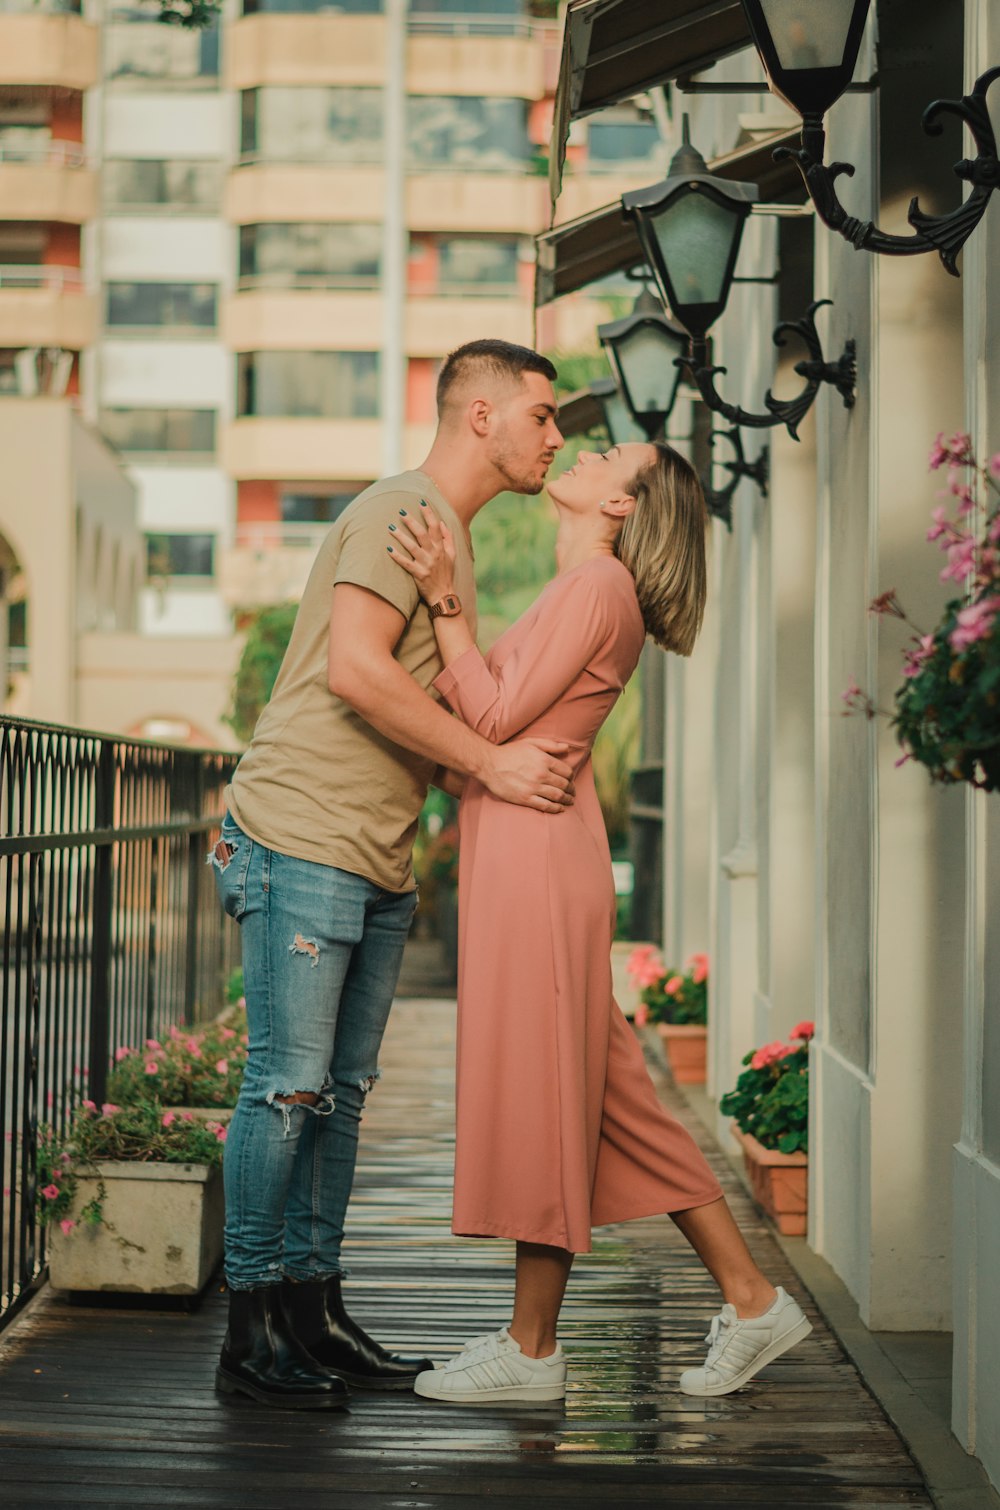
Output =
[
  {"x1": 413, "y1": 1376, "x2": 566, "y2": 1404},
  {"x1": 215, "y1": 1367, "x2": 350, "y2": 1410},
  {"x1": 679, "y1": 1314, "x2": 813, "y2": 1397},
  {"x1": 330, "y1": 1369, "x2": 424, "y2": 1391}
]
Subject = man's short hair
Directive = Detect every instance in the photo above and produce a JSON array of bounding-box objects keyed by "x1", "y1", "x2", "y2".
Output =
[{"x1": 436, "y1": 339, "x2": 557, "y2": 418}]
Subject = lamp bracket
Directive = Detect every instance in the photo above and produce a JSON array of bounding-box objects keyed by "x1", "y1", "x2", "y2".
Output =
[
  {"x1": 776, "y1": 65, "x2": 1000, "y2": 275},
  {"x1": 703, "y1": 428, "x2": 769, "y2": 530},
  {"x1": 678, "y1": 299, "x2": 857, "y2": 442}
]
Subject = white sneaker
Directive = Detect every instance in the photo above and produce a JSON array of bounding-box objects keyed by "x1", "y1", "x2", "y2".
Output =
[
  {"x1": 679, "y1": 1287, "x2": 812, "y2": 1396},
  {"x1": 413, "y1": 1328, "x2": 566, "y2": 1403}
]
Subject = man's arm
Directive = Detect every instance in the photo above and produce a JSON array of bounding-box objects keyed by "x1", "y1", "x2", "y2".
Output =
[{"x1": 327, "y1": 584, "x2": 573, "y2": 813}]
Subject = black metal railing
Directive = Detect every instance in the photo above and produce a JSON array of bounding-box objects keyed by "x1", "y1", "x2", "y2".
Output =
[{"x1": 0, "y1": 719, "x2": 239, "y2": 1331}]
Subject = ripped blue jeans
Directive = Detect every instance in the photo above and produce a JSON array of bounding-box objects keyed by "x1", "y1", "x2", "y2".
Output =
[{"x1": 212, "y1": 814, "x2": 417, "y2": 1290}]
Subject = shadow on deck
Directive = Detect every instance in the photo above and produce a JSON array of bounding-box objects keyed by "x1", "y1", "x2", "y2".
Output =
[{"x1": 0, "y1": 1000, "x2": 931, "y2": 1509}]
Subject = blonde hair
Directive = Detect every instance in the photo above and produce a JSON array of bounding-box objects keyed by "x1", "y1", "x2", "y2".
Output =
[{"x1": 614, "y1": 443, "x2": 707, "y2": 656}]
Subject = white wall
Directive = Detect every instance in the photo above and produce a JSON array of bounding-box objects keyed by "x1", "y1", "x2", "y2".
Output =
[
  {"x1": 101, "y1": 219, "x2": 230, "y2": 281},
  {"x1": 99, "y1": 342, "x2": 229, "y2": 407},
  {"x1": 102, "y1": 95, "x2": 229, "y2": 159}
]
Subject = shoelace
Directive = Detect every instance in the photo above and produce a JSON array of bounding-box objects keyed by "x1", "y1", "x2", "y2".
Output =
[
  {"x1": 443, "y1": 1330, "x2": 509, "y2": 1373},
  {"x1": 703, "y1": 1310, "x2": 733, "y2": 1365}
]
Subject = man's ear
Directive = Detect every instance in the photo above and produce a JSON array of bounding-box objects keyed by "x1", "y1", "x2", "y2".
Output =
[
  {"x1": 603, "y1": 492, "x2": 637, "y2": 520},
  {"x1": 468, "y1": 398, "x2": 491, "y2": 437}
]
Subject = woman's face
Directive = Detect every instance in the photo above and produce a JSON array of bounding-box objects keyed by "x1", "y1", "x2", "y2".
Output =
[{"x1": 548, "y1": 442, "x2": 657, "y2": 513}]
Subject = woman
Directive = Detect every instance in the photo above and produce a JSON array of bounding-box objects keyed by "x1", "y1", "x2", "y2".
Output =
[{"x1": 387, "y1": 441, "x2": 811, "y2": 1404}]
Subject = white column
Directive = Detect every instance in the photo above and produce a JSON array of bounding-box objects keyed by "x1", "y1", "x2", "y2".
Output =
[{"x1": 380, "y1": 0, "x2": 408, "y2": 476}]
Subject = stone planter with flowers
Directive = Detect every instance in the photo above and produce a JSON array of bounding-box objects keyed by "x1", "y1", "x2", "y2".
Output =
[
  {"x1": 626, "y1": 946, "x2": 709, "y2": 1084},
  {"x1": 39, "y1": 1100, "x2": 228, "y2": 1294},
  {"x1": 720, "y1": 1022, "x2": 813, "y2": 1236}
]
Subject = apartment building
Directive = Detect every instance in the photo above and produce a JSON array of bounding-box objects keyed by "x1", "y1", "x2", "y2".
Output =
[{"x1": 0, "y1": 0, "x2": 663, "y2": 737}]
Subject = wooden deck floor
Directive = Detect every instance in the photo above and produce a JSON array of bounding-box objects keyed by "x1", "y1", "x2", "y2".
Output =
[{"x1": 0, "y1": 999, "x2": 931, "y2": 1509}]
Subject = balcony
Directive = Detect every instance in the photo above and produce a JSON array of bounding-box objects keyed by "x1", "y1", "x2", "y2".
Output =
[
  {"x1": 0, "y1": 11, "x2": 98, "y2": 90},
  {"x1": 405, "y1": 293, "x2": 532, "y2": 354},
  {"x1": 224, "y1": 163, "x2": 386, "y2": 225},
  {"x1": 221, "y1": 416, "x2": 435, "y2": 483},
  {"x1": 222, "y1": 416, "x2": 383, "y2": 481},
  {"x1": 218, "y1": 519, "x2": 329, "y2": 607},
  {"x1": 0, "y1": 143, "x2": 98, "y2": 224},
  {"x1": 222, "y1": 288, "x2": 383, "y2": 351},
  {"x1": 0, "y1": 265, "x2": 96, "y2": 349},
  {"x1": 225, "y1": 13, "x2": 385, "y2": 89},
  {"x1": 408, "y1": 172, "x2": 546, "y2": 234}
]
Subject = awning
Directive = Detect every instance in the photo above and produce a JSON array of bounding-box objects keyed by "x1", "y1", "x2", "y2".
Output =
[
  {"x1": 549, "y1": 0, "x2": 753, "y2": 208},
  {"x1": 536, "y1": 127, "x2": 804, "y2": 307}
]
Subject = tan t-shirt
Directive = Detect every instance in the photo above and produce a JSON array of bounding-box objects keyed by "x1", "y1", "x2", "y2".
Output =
[{"x1": 225, "y1": 470, "x2": 477, "y2": 892}]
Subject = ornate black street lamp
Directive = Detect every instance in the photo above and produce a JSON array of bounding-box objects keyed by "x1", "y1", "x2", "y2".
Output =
[
  {"x1": 596, "y1": 293, "x2": 688, "y2": 441},
  {"x1": 740, "y1": 0, "x2": 1000, "y2": 275},
  {"x1": 622, "y1": 129, "x2": 857, "y2": 441}
]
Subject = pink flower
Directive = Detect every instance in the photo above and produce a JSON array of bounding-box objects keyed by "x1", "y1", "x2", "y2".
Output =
[
  {"x1": 145, "y1": 1039, "x2": 161, "y2": 1052},
  {"x1": 220, "y1": 1027, "x2": 236, "y2": 1041},
  {"x1": 634, "y1": 1002, "x2": 649, "y2": 1027},
  {"x1": 59, "y1": 1219, "x2": 76, "y2": 1235},
  {"x1": 81, "y1": 1099, "x2": 97, "y2": 1112},
  {"x1": 950, "y1": 596, "x2": 1000, "y2": 653},
  {"x1": 869, "y1": 589, "x2": 904, "y2": 618},
  {"x1": 926, "y1": 505, "x2": 949, "y2": 543},
  {"x1": 186, "y1": 1039, "x2": 202, "y2": 1059},
  {"x1": 210, "y1": 1123, "x2": 227, "y2": 1143},
  {"x1": 688, "y1": 952, "x2": 709, "y2": 984},
  {"x1": 59, "y1": 1152, "x2": 71, "y2": 1164},
  {"x1": 215, "y1": 1059, "x2": 229, "y2": 1076},
  {"x1": 902, "y1": 633, "x2": 937, "y2": 678},
  {"x1": 841, "y1": 679, "x2": 862, "y2": 704},
  {"x1": 665, "y1": 975, "x2": 683, "y2": 995},
  {"x1": 989, "y1": 453, "x2": 1000, "y2": 479},
  {"x1": 181, "y1": 1111, "x2": 194, "y2": 1122},
  {"x1": 161, "y1": 1111, "x2": 176, "y2": 1128},
  {"x1": 114, "y1": 1046, "x2": 132, "y2": 1062},
  {"x1": 790, "y1": 1021, "x2": 815, "y2": 1042},
  {"x1": 144, "y1": 1061, "x2": 159, "y2": 1076},
  {"x1": 101, "y1": 1103, "x2": 120, "y2": 1116},
  {"x1": 237, "y1": 996, "x2": 246, "y2": 1008},
  {"x1": 940, "y1": 535, "x2": 978, "y2": 583},
  {"x1": 41, "y1": 1184, "x2": 60, "y2": 1201},
  {"x1": 988, "y1": 514, "x2": 1000, "y2": 546},
  {"x1": 928, "y1": 433, "x2": 949, "y2": 470}
]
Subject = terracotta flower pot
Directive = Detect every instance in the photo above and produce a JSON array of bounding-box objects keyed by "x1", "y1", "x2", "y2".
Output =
[
  {"x1": 655, "y1": 1022, "x2": 707, "y2": 1084},
  {"x1": 731, "y1": 1125, "x2": 808, "y2": 1236}
]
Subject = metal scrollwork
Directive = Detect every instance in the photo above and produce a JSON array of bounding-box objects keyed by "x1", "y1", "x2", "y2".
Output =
[
  {"x1": 704, "y1": 429, "x2": 769, "y2": 530},
  {"x1": 775, "y1": 66, "x2": 1000, "y2": 276},
  {"x1": 677, "y1": 300, "x2": 857, "y2": 443}
]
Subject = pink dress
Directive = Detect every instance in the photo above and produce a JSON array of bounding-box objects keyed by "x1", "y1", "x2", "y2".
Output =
[{"x1": 433, "y1": 557, "x2": 723, "y2": 1253}]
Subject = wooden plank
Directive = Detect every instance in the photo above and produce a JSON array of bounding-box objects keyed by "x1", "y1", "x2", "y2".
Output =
[{"x1": 0, "y1": 999, "x2": 933, "y2": 1509}]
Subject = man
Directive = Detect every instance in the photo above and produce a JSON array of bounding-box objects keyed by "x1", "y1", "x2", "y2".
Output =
[{"x1": 212, "y1": 339, "x2": 570, "y2": 1409}]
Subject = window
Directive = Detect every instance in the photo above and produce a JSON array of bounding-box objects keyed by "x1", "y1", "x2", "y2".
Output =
[
  {"x1": 436, "y1": 237, "x2": 520, "y2": 292},
  {"x1": 281, "y1": 491, "x2": 356, "y2": 525},
  {"x1": 240, "y1": 88, "x2": 383, "y2": 164},
  {"x1": 146, "y1": 533, "x2": 215, "y2": 578},
  {"x1": 239, "y1": 223, "x2": 381, "y2": 289},
  {"x1": 408, "y1": 96, "x2": 531, "y2": 171},
  {"x1": 587, "y1": 112, "x2": 660, "y2": 170},
  {"x1": 106, "y1": 282, "x2": 217, "y2": 330},
  {"x1": 103, "y1": 159, "x2": 223, "y2": 210},
  {"x1": 237, "y1": 351, "x2": 379, "y2": 419},
  {"x1": 101, "y1": 407, "x2": 217, "y2": 455},
  {"x1": 242, "y1": 0, "x2": 381, "y2": 12},
  {"x1": 105, "y1": 13, "x2": 220, "y2": 85}
]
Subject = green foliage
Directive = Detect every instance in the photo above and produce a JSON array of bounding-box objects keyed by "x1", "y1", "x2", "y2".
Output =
[
  {"x1": 892, "y1": 604, "x2": 1000, "y2": 790},
  {"x1": 643, "y1": 967, "x2": 708, "y2": 1026},
  {"x1": 592, "y1": 681, "x2": 640, "y2": 850},
  {"x1": 151, "y1": 0, "x2": 221, "y2": 27},
  {"x1": 106, "y1": 1012, "x2": 249, "y2": 1110},
  {"x1": 36, "y1": 1102, "x2": 228, "y2": 1231},
  {"x1": 226, "y1": 601, "x2": 298, "y2": 744},
  {"x1": 719, "y1": 1036, "x2": 811, "y2": 1155},
  {"x1": 225, "y1": 967, "x2": 245, "y2": 1005}
]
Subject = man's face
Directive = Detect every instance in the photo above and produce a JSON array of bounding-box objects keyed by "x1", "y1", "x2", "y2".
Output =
[{"x1": 487, "y1": 371, "x2": 564, "y2": 495}]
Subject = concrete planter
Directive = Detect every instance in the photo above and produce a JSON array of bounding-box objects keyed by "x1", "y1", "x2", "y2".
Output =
[
  {"x1": 48, "y1": 1161, "x2": 224, "y2": 1295},
  {"x1": 655, "y1": 1022, "x2": 708, "y2": 1084},
  {"x1": 731, "y1": 1125, "x2": 808, "y2": 1236}
]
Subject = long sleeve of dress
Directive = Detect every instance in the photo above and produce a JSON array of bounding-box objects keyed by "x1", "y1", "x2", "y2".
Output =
[{"x1": 432, "y1": 570, "x2": 614, "y2": 744}]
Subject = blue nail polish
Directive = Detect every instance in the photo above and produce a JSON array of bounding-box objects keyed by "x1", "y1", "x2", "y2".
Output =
[
  {"x1": 419, "y1": 499, "x2": 428, "y2": 508},
  {"x1": 399, "y1": 508, "x2": 407, "y2": 516},
  {"x1": 388, "y1": 524, "x2": 397, "y2": 532},
  {"x1": 386, "y1": 545, "x2": 393, "y2": 553}
]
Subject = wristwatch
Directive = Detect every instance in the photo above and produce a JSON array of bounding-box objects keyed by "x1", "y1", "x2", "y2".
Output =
[{"x1": 428, "y1": 594, "x2": 462, "y2": 620}]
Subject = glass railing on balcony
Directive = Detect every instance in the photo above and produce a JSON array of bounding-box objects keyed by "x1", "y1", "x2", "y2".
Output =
[
  {"x1": 234, "y1": 520, "x2": 332, "y2": 552},
  {"x1": 0, "y1": 264, "x2": 85, "y2": 292},
  {"x1": 0, "y1": 0, "x2": 82, "y2": 12},
  {"x1": 0, "y1": 141, "x2": 87, "y2": 168}
]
